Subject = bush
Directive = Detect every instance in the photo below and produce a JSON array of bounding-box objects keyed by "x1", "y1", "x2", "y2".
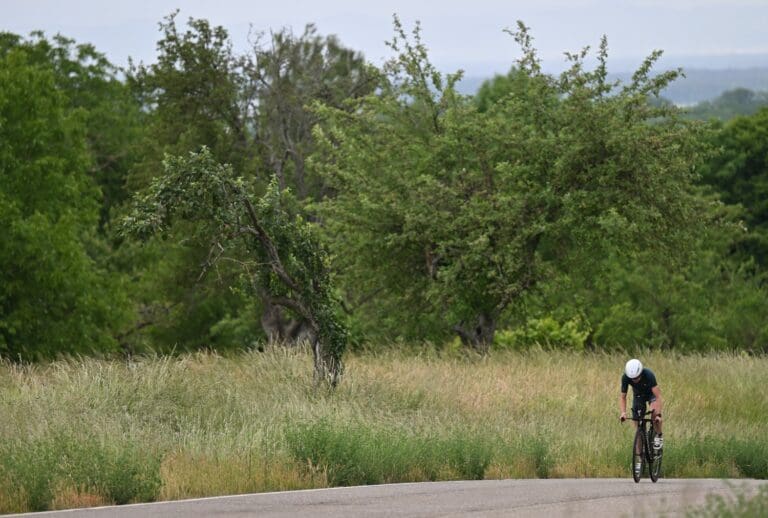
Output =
[
  {"x1": 686, "y1": 483, "x2": 768, "y2": 517},
  {"x1": 284, "y1": 419, "x2": 492, "y2": 486},
  {"x1": 494, "y1": 316, "x2": 589, "y2": 350},
  {"x1": 0, "y1": 434, "x2": 162, "y2": 512},
  {"x1": 667, "y1": 436, "x2": 768, "y2": 479}
]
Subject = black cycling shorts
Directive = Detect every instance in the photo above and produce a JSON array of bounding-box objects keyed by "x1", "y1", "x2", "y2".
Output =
[{"x1": 632, "y1": 394, "x2": 657, "y2": 417}]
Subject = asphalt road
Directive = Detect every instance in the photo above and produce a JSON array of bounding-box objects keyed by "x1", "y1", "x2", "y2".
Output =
[{"x1": 11, "y1": 478, "x2": 768, "y2": 517}]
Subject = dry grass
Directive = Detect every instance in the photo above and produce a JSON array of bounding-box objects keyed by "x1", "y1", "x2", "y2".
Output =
[
  {"x1": 1, "y1": 347, "x2": 766, "y2": 513},
  {"x1": 50, "y1": 484, "x2": 111, "y2": 510},
  {"x1": 159, "y1": 451, "x2": 326, "y2": 500}
]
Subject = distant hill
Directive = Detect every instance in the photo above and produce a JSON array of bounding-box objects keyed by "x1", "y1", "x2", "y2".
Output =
[
  {"x1": 457, "y1": 67, "x2": 768, "y2": 106},
  {"x1": 613, "y1": 68, "x2": 768, "y2": 106},
  {"x1": 683, "y1": 88, "x2": 768, "y2": 121}
]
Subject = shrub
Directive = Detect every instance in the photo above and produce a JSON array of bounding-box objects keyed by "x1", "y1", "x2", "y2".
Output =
[
  {"x1": 686, "y1": 483, "x2": 768, "y2": 517},
  {"x1": 284, "y1": 419, "x2": 492, "y2": 486},
  {"x1": 494, "y1": 316, "x2": 589, "y2": 350},
  {"x1": 667, "y1": 436, "x2": 768, "y2": 479},
  {"x1": 0, "y1": 434, "x2": 162, "y2": 512}
]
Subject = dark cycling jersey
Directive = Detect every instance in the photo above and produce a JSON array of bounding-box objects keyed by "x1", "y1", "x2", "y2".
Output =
[{"x1": 620, "y1": 368, "x2": 658, "y2": 399}]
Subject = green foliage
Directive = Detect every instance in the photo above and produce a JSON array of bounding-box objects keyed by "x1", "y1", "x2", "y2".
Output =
[
  {"x1": 699, "y1": 107, "x2": 768, "y2": 267},
  {"x1": 0, "y1": 434, "x2": 162, "y2": 511},
  {"x1": 250, "y1": 24, "x2": 377, "y2": 200},
  {"x1": 120, "y1": 13, "x2": 255, "y2": 353},
  {"x1": 0, "y1": 47, "x2": 128, "y2": 360},
  {"x1": 208, "y1": 297, "x2": 265, "y2": 349},
  {"x1": 127, "y1": 11, "x2": 249, "y2": 187},
  {"x1": 590, "y1": 261, "x2": 768, "y2": 351},
  {"x1": 669, "y1": 437, "x2": 768, "y2": 480},
  {"x1": 3, "y1": 15, "x2": 768, "y2": 360},
  {"x1": 127, "y1": 12, "x2": 374, "y2": 197},
  {"x1": 314, "y1": 19, "x2": 708, "y2": 348},
  {"x1": 474, "y1": 67, "x2": 528, "y2": 112},
  {"x1": 523, "y1": 197, "x2": 768, "y2": 351},
  {"x1": 687, "y1": 484, "x2": 768, "y2": 517},
  {"x1": 284, "y1": 419, "x2": 493, "y2": 485},
  {"x1": 537, "y1": 102, "x2": 768, "y2": 352},
  {"x1": 122, "y1": 14, "x2": 373, "y2": 352},
  {"x1": 122, "y1": 148, "x2": 347, "y2": 383},
  {"x1": 686, "y1": 88, "x2": 768, "y2": 121},
  {"x1": 494, "y1": 316, "x2": 588, "y2": 350},
  {"x1": 0, "y1": 31, "x2": 146, "y2": 229}
]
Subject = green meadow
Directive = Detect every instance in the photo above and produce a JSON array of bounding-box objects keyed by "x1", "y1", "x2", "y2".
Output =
[{"x1": 1, "y1": 348, "x2": 766, "y2": 513}]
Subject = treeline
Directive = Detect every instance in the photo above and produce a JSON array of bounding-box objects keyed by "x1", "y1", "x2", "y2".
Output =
[
  {"x1": 684, "y1": 87, "x2": 768, "y2": 121},
  {"x1": 2, "y1": 13, "x2": 768, "y2": 366}
]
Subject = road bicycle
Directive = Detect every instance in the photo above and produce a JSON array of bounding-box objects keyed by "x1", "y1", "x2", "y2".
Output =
[{"x1": 630, "y1": 409, "x2": 662, "y2": 483}]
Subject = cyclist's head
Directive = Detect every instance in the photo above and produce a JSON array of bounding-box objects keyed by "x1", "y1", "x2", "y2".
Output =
[{"x1": 625, "y1": 358, "x2": 643, "y2": 379}]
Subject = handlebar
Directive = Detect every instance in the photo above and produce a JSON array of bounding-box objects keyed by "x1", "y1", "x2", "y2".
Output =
[
  {"x1": 630, "y1": 410, "x2": 655, "y2": 422},
  {"x1": 620, "y1": 410, "x2": 653, "y2": 423}
]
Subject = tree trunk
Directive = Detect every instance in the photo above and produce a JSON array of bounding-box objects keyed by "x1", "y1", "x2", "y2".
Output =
[
  {"x1": 453, "y1": 313, "x2": 496, "y2": 354},
  {"x1": 260, "y1": 299, "x2": 314, "y2": 347},
  {"x1": 310, "y1": 333, "x2": 342, "y2": 387},
  {"x1": 261, "y1": 296, "x2": 341, "y2": 386}
]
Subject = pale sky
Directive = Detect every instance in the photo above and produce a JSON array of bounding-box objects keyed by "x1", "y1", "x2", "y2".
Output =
[{"x1": 3, "y1": 0, "x2": 768, "y2": 75}]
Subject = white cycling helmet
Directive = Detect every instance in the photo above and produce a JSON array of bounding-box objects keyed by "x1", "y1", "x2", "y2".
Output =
[{"x1": 625, "y1": 359, "x2": 643, "y2": 378}]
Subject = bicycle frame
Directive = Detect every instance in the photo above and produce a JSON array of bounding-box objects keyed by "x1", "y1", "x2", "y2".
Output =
[{"x1": 631, "y1": 409, "x2": 661, "y2": 483}]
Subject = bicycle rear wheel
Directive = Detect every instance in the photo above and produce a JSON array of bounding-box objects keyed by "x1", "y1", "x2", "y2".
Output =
[{"x1": 632, "y1": 427, "x2": 644, "y2": 483}]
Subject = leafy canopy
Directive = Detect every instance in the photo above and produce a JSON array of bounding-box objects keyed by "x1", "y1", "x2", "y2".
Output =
[
  {"x1": 0, "y1": 47, "x2": 127, "y2": 359},
  {"x1": 313, "y1": 19, "x2": 709, "y2": 347},
  {"x1": 122, "y1": 148, "x2": 347, "y2": 384}
]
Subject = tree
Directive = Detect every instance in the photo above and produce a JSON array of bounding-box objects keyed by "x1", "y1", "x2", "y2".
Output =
[
  {"x1": 248, "y1": 24, "x2": 376, "y2": 200},
  {"x1": 128, "y1": 14, "x2": 375, "y2": 198},
  {"x1": 474, "y1": 67, "x2": 527, "y2": 113},
  {"x1": 0, "y1": 31, "x2": 145, "y2": 229},
  {"x1": 525, "y1": 195, "x2": 768, "y2": 351},
  {"x1": 0, "y1": 48, "x2": 128, "y2": 360},
  {"x1": 685, "y1": 88, "x2": 768, "y2": 121},
  {"x1": 122, "y1": 148, "x2": 347, "y2": 385},
  {"x1": 127, "y1": 11, "x2": 251, "y2": 189},
  {"x1": 313, "y1": 19, "x2": 709, "y2": 350},
  {"x1": 122, "y1": 14, "x2": 374, "y2": 351},
  {"x1": 699, "y1": 107, "x2": 768, "y2": 266}
]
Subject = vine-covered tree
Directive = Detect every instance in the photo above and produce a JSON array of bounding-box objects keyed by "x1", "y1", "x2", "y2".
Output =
[
  {"x1": 122, "y1": 148, "x2": 347, "y2": 385},
  {"x1": 313, "y1": 19, "x2": 710, "y2": 350},
  {"x1": 123, "y1": 14, "x2": 374, "y2": 351}
]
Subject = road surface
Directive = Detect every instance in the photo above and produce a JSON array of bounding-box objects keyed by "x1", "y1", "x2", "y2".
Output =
[{"x1": 11, "y1": 478, "x2": 767, "y2": 517}]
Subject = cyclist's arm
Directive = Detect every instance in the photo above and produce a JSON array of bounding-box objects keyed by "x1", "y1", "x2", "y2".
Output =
[{"x1": 619, "y1": 391, "x2": 628, "y2": 420}]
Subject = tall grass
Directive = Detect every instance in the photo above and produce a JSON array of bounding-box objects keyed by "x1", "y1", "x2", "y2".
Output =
[
  {"x1": 686, "y1": 483, "x2": 768, "y2": 517},
  {"x1": 0, "y1": 348, "x2": 766, "y2": 513}
]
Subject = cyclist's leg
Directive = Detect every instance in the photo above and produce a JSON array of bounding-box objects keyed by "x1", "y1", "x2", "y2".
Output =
[
  {"x1": 631, "y1": 397, "x2": 644, "y2": 452},
  {"x1": 649, "y1": 396, "x2": 662, "y2": 435}
]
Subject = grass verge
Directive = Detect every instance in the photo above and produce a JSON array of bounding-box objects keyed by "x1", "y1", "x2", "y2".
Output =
[{"x1": 0, "y1": 348, "x2": 766, "y2": 512}]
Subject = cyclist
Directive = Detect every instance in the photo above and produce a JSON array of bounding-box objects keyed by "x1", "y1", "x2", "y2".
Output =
[{"x1": 619, "y1": 358, "x2": 663, "y2": 454}]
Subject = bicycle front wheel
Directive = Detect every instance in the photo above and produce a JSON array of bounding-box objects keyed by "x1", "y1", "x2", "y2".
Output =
[
  {"x1": 648, "y1": 430, "x2": 662, "y2": 482},
  {"x1": 632, "y1": 427, "x2": 644, "y2": 483},
  {"x1": 646, "y1": 429, "x2": 659, "y2": 482}
]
